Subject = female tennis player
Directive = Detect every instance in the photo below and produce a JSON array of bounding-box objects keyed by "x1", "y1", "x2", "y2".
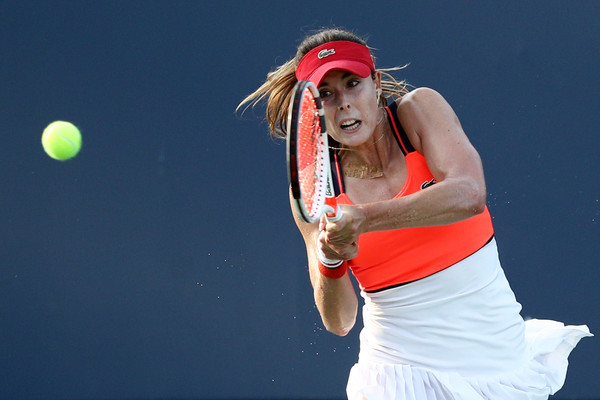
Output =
[{"x1": 238, "y1": 27, "x2": 591, "y2": 400}]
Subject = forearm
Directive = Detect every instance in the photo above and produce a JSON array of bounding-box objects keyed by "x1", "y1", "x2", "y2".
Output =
[
  {"x1": 291, "y1": 190, "x2": 359, "y2": 336},
  {"x1": 309, "y1": 262, "x2": 358, "y2": 336},
  {"x1": 359, "y1": 177, "x2": 486, "y2": 233}
]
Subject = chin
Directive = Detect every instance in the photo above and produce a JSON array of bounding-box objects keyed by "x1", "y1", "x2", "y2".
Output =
[{"x1": 341, "y1": 130, "x2": 374, "y2": 146}]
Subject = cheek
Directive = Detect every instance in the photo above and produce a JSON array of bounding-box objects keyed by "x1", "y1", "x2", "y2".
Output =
[
  {"x1": 359, "y1": 97, "x2": 379, "y2": 124},
  {"x1": 322, "y1": 107, "x2": 337, "y2": 128},
  {"x1": 325, "y1": 120, "x2": 341, "y2": 139},
  {"x1": 324, "y1": 119, "x2": 344, "y2": 143}
]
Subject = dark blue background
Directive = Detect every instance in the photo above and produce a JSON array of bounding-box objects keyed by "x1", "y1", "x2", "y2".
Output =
[{"x1": 1, "y1": 1, "x2": 598, "y2": 399}]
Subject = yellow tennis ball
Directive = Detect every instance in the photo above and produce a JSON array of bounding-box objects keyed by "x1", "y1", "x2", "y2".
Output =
[{"x1": 41, "y1": 121, "x2": 82, "y2": 161}]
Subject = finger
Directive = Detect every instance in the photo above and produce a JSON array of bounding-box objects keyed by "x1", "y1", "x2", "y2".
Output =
[
  {"x1": 320, "y1": 243, "x2": 343, "y2": 261},
  {"x1": 319, "y1": 215, "x2": 327, "y2": 231},
  {"x1": 318, "y1": 231, "x2": 340, "y2": 258},
  {"x1": 326, "y1": 229, "x2": 356, "y2": 245},
  {"x1": 329, "y1": 241, "x2": 359, "y2": 260}
]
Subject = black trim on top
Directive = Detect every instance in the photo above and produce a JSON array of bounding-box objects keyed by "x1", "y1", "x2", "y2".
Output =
[
  {"x1": 385, "y1": 101, "x2": 415, "y2": 154},
  {"x1": 329, "y1": 146, "x2": 343, "y2": 196}
]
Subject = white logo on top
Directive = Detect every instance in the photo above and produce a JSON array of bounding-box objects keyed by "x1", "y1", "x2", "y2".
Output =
[{"x1": 317, "y1": 49, "x2": 336, "y2": 59}]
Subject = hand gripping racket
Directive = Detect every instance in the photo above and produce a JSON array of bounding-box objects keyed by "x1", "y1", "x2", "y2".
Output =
[{"x1": 287, "y1": 80, "x2": 342, "y2": 225}]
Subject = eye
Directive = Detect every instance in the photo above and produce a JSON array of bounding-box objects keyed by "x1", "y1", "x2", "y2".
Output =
[
  {"x1": 319, "y1": 89, "x2": 332, "y2": 99},
  {"x1": 347, "y1": 79, "x2": 360, "y2": 88}
]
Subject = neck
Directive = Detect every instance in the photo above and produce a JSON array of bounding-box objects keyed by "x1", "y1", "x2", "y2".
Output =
[
  {"x1": 340, "y1": 118, "x2": 394, "y2": 179},
  {"x1": 343, "y1": 161, "x2": 384, "y2": 179}
]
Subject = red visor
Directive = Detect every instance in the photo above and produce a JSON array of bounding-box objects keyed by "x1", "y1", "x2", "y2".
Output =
[{"x1": 295, "y1": 41, "x2": 375, "y2": 86}]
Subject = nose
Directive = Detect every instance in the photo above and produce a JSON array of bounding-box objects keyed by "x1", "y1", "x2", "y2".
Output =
[{"x1": 337, "y1": 92, "x2": 350, "y2": 111}]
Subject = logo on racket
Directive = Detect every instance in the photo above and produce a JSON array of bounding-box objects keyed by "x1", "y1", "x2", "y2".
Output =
[
  {"x1": 318, "y1": 49, "x2": 336, "y2": 59},
  {"x1": 325, "y1": 173, "x2": 334, "y2": 197}
]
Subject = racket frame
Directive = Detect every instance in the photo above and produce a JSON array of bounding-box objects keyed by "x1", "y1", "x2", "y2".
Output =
[{"x1": 286, "y1": 80, "x2": 334, "y2": 224}]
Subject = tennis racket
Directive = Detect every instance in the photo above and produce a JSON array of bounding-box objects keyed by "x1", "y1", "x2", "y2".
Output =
[{"x1": 287, "y1": 80, "x2": 342, "y2": 224}]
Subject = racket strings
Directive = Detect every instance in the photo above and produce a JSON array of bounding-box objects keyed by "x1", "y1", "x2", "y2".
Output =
[{"x1": 297, "y1": 91, "x2": 326, "y2": 217}]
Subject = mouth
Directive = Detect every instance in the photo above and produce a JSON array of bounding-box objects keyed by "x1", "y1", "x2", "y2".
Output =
[{"x1": 340, "y1": 119, "x2": 362, "y2": 132}]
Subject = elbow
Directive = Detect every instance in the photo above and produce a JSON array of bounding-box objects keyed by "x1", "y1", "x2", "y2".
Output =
[
  {"x1": 469, "y1": 190, "x2": 487, "y2": 215},
  {"x1": 320, "y1": 306, "x2": 357, "y2": 337},
  {"x1": 331, "y1": 329, "x2": 351, "y2": 337},
  {"x1": 461, "y1": 180, "x2": 487, "y2": 216},
  {"x1": 325, "y1": 320, "x2": 356, "y2": 337}
]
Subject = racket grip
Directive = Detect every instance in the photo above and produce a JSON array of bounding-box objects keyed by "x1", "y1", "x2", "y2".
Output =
[
  {"x1": 324, "y1": 198, "x2": 342, "y2": 222},
  {"x1": 317, "y1": 201, "x2": 348, "y2": 279}
]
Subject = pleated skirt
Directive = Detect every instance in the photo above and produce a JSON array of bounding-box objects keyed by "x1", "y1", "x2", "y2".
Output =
[{"x1": 347, "y1": 239, "x2": 592, "y2": 400}]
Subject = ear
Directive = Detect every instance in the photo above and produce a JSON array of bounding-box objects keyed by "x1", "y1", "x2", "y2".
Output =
[
  {"x1": 374, "y1": 70, "x2": 382, "y2": 91},
  {"x1": 374, "y1": 72, "x2": 384, "y2": 106}
]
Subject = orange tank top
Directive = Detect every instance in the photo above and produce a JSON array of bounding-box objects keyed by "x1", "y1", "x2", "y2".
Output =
[{"x1": 330, "y1": 102, "x2": 494, "y2": 292}]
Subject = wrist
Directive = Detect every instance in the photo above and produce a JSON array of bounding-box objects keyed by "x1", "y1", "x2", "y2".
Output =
[
  {"x1": 318, "y1": 259, "x2": 348, "y2": 279},
  {"x1": 317, "y1": 246, "x2": 347, "y2": 279},
  {"x1": 355, "y1": 204, "x2": 371, "y2": 234}
]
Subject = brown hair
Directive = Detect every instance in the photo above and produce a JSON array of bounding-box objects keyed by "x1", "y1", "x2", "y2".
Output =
[{"x1": 237, "y1": 28, "x2": 409, "y2": 139}]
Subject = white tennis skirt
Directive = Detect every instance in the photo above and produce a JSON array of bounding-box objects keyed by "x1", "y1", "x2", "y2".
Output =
[{"x1": 347, "y1": 239, "x2": 592, "y2": 400}]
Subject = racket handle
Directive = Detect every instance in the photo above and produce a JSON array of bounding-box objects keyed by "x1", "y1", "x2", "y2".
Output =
[
  {"x1": 318, "y1": 200, "x2": 348, "y2": 276},
  {"x1": 317, "y1": 197, "x2": 343, "y2": 267},
  {"x1": 324, "y1": 197, "x2": 342, "y2": 222}
]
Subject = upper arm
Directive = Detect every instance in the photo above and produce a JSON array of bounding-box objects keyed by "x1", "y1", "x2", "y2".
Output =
[{"x1": 397, "y1": 88, "x2": 486, "y2": 189}]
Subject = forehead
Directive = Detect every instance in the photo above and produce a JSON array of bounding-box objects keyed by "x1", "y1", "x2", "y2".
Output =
[{"x1": 319, "y1": 70, "x2": 358, "y2": 86}]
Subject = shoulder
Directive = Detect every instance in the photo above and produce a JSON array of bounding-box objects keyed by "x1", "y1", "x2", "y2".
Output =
[
  {"x1": 396, "y1": 87, "x2": 448, "y2": 113},
  {"x1": 395, "y1": 87, "x2": 446, "y2": 151},
  {"x1": 394, "y1": 87, "x2": 460, "y2": 152}
]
